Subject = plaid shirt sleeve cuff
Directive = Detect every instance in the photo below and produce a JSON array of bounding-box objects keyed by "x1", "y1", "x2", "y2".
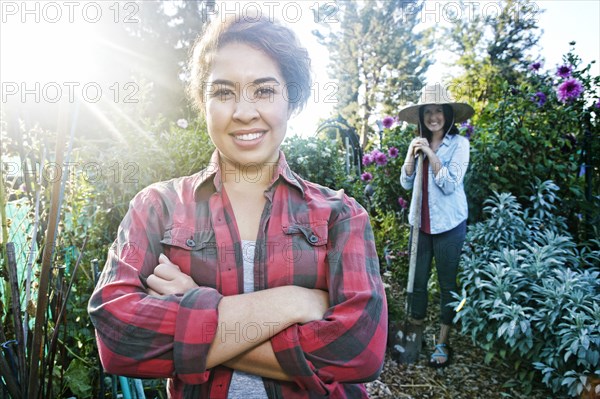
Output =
[
  {"x1": 173, "y1": 287, "x2": 223, "y2": 384},
  {"x1": 271, "y1": 324, "x2": 332, "y2": 395}
]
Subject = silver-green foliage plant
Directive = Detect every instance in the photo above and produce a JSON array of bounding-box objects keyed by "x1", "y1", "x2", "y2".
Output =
[{"x1": 454, "y1": 180, "x2": 600, "y2": 397}]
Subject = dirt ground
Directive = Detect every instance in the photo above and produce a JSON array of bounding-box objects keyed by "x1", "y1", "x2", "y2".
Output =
[
  {"x1": 366, "y1": 277, "x2": 555, "y2": 399},
  {"x1": 366, "y1": 331, "x2": 554, "y2": 399}
]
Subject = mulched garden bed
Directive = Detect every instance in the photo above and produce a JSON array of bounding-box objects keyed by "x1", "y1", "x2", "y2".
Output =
[
  {"x1": 367, "y1": 273, "x2": 555, "y2": 399},
  {"x1": 367, "y1": 335, "x2": 553, "y2": 398}
]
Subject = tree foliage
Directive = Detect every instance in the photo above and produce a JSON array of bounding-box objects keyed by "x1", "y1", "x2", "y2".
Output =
[
  {"x1": 314, "y1": 0, "x2": 432, "y2": 148},
  {"x1": 445, "y1": 0, "x2": 541, "y2": 110}
]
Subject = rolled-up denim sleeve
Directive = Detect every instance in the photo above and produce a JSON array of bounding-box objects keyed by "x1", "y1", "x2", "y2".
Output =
[
  {"x1": 400, "y1": 161, "x2": 416, "y2": 190},
  {"x1": 433, "y1": 137, "x2": 470, "y2": 195}
]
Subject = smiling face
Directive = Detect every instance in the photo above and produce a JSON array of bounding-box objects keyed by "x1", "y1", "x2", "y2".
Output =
[
  {"x1": 205, "y1": 42, "x2": 291, "y2": 172},
  {"x1": 422, "y1": 104, "x2": 446, "y2": 135}
]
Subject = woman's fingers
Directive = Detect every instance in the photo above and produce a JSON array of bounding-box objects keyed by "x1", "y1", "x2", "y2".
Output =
[
  {"x1": 145, "y1": 254, "x2": 199, "y2": 296},
  {"x1": 159, "y1": 253, "x2": 179, "y2": 268},
  {"x1": 153, "y1": 255, "x2": 181, "y2": 279},
  {"x1": 145, "y1": 274, "x2": 163, "y2": 294}
]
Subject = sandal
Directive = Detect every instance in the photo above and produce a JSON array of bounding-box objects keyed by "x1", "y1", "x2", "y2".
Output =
[{"x1": 428, "y1": 343, "x2": 452, "y2": 368}]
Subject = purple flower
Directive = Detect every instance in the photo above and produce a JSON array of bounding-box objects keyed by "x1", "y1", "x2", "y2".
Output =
[
  {"x1": 388, "y1": 147, "x2": 399, "y2": 158},
  {"x1": 361, "y1": 172, "x2": 373, "y2": 182},
  {"x1": 556, "y1": 78, "x2": 584, "y2": 103},
  {"x1": 398, "y1": 197, "x2": 408, "y2": 209},
  {"x1": 594, "y1": 100, "x2": 600, "y2": 109},
  {"x1": 529, "y1": 61, "x2": 542, "y2": 72},
  {"x1": 382, "y1": 116, "x2": 394, "y2": 129},
  {"x1": 556, "y1": 65, "x2": 572, "y2": 78},
  {"x1": 362, "y1": 153, "x2": 374, "y2": 166},
  {"x1": 374, "y1": 151, "x2": 388, "y2": 166},
  {"x1": 460, "y1": 121, "x2": 474, "y2": 139},
  {"x1": 530, "y1": 91, "x2": 547, "y2": 107}
]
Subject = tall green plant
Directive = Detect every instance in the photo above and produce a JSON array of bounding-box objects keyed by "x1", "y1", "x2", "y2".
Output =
[{"x1": 446, "y1": 0, "x2": 541, "y2": 108}]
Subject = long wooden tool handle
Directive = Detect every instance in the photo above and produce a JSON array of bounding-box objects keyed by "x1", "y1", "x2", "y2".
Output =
[{"x1": 407, "y1": 153, "x2": 424, "y2": 295}]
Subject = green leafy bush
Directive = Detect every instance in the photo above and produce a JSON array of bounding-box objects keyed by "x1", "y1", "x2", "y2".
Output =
[
  {"x1": 281, "y1": 134, "x2": 350, "y2": 192},
  {"x1": 454, "y1": 180, "x2": 600, "y2": 397}
]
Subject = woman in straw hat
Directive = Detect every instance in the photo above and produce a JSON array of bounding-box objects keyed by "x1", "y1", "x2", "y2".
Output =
[{"x1": 398, "y1": 83, "x2": 474, "y2": 368}]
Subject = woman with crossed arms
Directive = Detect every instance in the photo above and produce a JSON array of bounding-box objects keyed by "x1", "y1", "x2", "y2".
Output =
[{"x1": 89, "y1": 14, "x2": 387, "y2": 399}]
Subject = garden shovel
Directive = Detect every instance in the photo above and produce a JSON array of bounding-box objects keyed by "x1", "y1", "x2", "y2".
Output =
[{"x1": 394, "y1": 152, "x2": 424, "y2": 364}]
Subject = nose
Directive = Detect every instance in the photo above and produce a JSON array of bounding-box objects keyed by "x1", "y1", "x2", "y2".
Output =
[{"x1": 233, "y1": 95, "x2": 259, "y2": 123}]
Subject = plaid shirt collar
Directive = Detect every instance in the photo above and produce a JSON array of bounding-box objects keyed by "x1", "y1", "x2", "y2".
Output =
[{"x1": 193, "y1": 149, "x2": 304, "y2": 201}]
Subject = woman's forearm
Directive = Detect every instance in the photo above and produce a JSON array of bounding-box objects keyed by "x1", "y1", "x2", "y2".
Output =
[
  {"x1": 403, "y1": 154, "x2": 416, "y2": 176},
  {"x1": 223, "y1": 340, "x2": 292, "y2": 381},
  {"x1": 145, "y1": 257, "x2": 328, "y2": 371},
  {"x1": 427, "y1": 151, "x2": 442, "y2": 176},
  {"x1": 205, "y1": 286, "x2": 328, "y2": 369}
]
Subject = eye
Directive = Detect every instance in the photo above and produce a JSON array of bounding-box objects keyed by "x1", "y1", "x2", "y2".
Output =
[
  {"x1": 211, "y1": 87, "x2": 235, "y2": 101},
  {"x1": 255, "y1": 86, "x2": 276, "y2": 99}
]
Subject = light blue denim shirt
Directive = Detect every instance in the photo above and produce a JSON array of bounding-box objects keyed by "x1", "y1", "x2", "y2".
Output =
[{"x1": 400, "y1": 133, "x2": 469, "y2": 234}]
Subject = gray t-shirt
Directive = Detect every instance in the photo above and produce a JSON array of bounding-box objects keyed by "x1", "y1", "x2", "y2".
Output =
[{"x1": 228, "y1": 241, "x2": 269, "y2": 398}]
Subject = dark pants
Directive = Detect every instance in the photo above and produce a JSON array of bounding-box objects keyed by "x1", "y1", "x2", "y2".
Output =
[{"x1": 409, "y1": 220, "x2": 466, "y2": 325}]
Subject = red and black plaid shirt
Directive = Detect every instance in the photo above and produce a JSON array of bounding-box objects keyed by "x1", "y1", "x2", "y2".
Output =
[{"x1": 88, "y1": 150, "x2": 387, "y2": 398}]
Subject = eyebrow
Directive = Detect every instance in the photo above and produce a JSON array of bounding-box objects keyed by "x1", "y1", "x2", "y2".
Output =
[{"x1": 209, "y1": 77, "x2": 281, "y2": 86}]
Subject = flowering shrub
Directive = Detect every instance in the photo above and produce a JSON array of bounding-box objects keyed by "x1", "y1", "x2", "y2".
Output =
[
  {"x1": 358, "y1": 122, "x2": 411, "y2": 215},
  {"x1": 467, "y1": 45, "x2": 599, "y2": 241}
]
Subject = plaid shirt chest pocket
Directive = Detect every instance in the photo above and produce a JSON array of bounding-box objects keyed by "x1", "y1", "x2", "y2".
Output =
[
  {"x1": 279, "y1": 221, "x2": 329, "y2": 289},
  {"x1": 160, "y1": 226, "x2": 218, "y2": 289}
]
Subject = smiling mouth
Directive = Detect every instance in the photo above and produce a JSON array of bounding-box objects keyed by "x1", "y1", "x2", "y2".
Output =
[
  {"x1": 234, "y1": 132, "x2": 265, "y2": 141},
  {"x1": 233, "y1": 131, "x2": 266, "y2": 141}
]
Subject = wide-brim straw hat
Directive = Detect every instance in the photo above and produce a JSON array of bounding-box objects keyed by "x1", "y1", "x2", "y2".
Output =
[{"x1": 398, "y1": 83, "x2": 474, "y2": 125}]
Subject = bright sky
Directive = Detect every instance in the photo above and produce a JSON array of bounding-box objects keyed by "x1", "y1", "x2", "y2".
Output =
[
  {"x1": 287, "y1": 0, "x2": 600, "y2": 136},
  {"x1": 1, "y1": 1, "x2": 597, "y2": 137}
]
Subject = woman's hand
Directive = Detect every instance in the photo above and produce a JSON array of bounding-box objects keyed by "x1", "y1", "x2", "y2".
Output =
[
  {"x1": 146, "y1": 254, "x2": 198, "y2": 296},
  {"x1": 410, "y1": 137, "x2": 433, "y2": 157},
  {"x1": 404, "y1": 137, "x2": 430, "y2": 177}
]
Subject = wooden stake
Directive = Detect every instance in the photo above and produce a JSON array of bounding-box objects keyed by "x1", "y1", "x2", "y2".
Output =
[{"x1": 27, "y1": 103, "x2": 68, "y2": 399}]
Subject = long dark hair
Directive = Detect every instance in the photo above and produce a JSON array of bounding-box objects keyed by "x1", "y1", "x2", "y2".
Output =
[{"x1": 418, "y1": 104, "x2": 459, "y2": 141}]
